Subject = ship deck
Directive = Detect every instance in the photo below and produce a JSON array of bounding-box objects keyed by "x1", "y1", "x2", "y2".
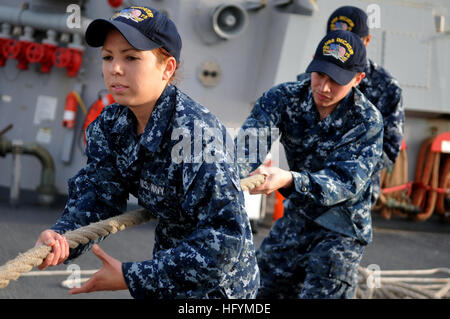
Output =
[{"x1": 0, "y1": 194, "x2": 448, "y2": 299}]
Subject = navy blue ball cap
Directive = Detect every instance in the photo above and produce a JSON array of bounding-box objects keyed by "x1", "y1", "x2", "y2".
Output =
[
  {"x1": 327, "y1": 6, "x2": 369, "y2": 38},
  {"x1": 306, "y1": 30, "x2": 366, "y2": 85},
  {"x1": 85, "y1": 6, "x2": 182, "y2": 62}
]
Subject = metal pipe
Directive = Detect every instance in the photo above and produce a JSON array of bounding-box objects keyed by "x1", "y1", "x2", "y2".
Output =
[
  {"x1": 10, "y1": 140, "x2": 23, "y2": 207},
  {"x1": 0, "y1": 5, "x2": 92, "y2": 36},
  {"x1": 0, "y1": 136, "x2": 57, "y2": 205}
]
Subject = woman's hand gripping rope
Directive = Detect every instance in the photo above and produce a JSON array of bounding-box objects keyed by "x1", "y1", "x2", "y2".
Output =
[{"x1": 0, "y1": 175, "x2": 268, "y2": 290}]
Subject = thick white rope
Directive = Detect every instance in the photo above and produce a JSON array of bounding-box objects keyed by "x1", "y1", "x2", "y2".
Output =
[
  {"x1": 356, "y1": 266, "x2": 450, "y2": 299},
  {"x1": 0, "y1": 208, "x2": 153, "y2": 289},
  {"x1": 0, "y1": 175, "x2": 266, "y2": 289},
  {"x1": 2, "y1": 173, "x2": 448, "y2": 299}
]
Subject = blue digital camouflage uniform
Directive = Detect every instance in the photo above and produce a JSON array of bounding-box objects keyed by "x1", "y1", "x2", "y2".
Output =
[
  {"x1": 297, "y1": 59, "x2": 404, "y2": 204},
  {"x1": 358, "y1": 59, "x2": 404, "y2": 204},
  {"x1": 236, "y1": 74, "x2": 383, "y2": 298},
  {"x1": 50, "y1": 84, "x2": 259, "y2": 299}
]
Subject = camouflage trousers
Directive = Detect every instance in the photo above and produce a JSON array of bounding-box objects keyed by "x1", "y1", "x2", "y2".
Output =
[{"x1": 256, "y1": 214, "x2": 365, "y2": 299}]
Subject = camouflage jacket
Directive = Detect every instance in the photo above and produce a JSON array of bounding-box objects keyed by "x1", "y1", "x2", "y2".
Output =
[
  {"x1": 51, "y1": 85, "x2": 259, "y2": 299},
  {"x1": 236, "y1": 74, "x2": 383, "y2": 244},
  {"x1": 359, "y1": 58, "x2": 404, "y2": 171}
]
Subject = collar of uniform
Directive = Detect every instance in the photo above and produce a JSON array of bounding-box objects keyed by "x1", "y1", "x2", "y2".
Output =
[
  {"x1": 326, "y1": 89, "x2": 352, "y2": 129},
  {"x1": 353, "y1": 85, "x2": 369, "y2": 109},
  {"x1": 301, "y1": 80, "x2": 320, "y2": 126},
  {"x1": 305, "y1": 82, "x2": 352, "y2": 129},
  {"x1": 365, "y1": 58, "x2": 372, "y2": 70},
  {"x1": 361, "y1": 58, "x2": 374, "y2": 85},
  {"x1": 140, "y1": 84, "x2": 177, "y2": 153},
  {"x1": 110, "y1": 105, "x2": 138, "y2": 138}
]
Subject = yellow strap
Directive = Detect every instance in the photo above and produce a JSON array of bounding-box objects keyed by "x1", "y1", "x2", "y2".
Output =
[{"x1": 71, "y1": 90, "x2": 87, "y2": 115}]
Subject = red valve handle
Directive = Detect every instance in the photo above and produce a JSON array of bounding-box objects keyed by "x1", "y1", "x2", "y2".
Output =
[
  {"x1": 25, "y1": 42, "x2": 44, "y2": 63},
  {"x1": 2, "y1": 39, "x2": 21, "y2": 59},
  {"x1": 53, "y1": 47, "x2": 72, "y2": 68}
]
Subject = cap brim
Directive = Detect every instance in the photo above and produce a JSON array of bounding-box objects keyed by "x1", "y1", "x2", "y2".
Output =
[
  {"x1": 306, "y1": 59, "x2": 356, "y2": 85},
  {"x1": 85, "y1": 19, "x2": 162, "y2": 51}
]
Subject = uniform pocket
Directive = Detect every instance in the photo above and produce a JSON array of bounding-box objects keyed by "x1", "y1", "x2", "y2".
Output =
[
  {"x1": 327, "y1": 262, "x2": 358, "y2": 287},
  {"x1": 138, "y1": 178, "x2": 180, "y2": 220}
]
